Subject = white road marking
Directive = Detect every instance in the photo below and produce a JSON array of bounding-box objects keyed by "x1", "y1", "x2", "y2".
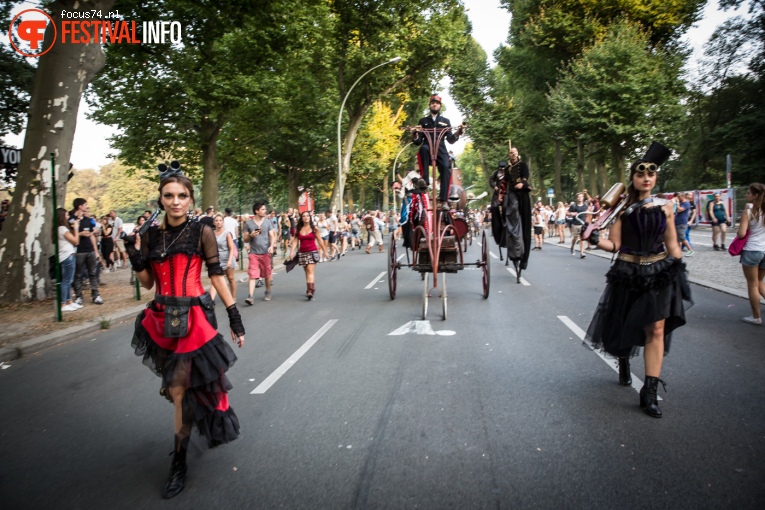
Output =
[
  {"x1": 506, "y1": 267, "x2": 531, "y2": 286},
  {"x1": 365, "y1": 271, "x2": 387, "y2": 289},
  {"x1": 251, "y1": 320, "x2": 338, "y2": 394},
  {"x1": 397, "y1": 253, "x2": 406, "y2": 262},
  {"x1": 388, "y1": 320, "x2": 455, "y2": 336},
  {"x1": 557, "y1": 316, "x2": 656, "y2": 397},
  {"x1": 489, "y1": 251, "x2": 498, "y2": 259}
]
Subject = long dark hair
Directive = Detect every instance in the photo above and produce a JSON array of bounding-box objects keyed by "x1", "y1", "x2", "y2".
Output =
[
  {"x1": 749, "y1": 183, "x2": 765, "y2": 223},
  {"x1": 53, "y1": 207, "x2": 71, "y2": 243},
  {"x1": 296, "y1": 211, "x2": 316, "y2": 232},
  {"x1": 623, "y1": 159, "x2": 649, "y2": 209}
]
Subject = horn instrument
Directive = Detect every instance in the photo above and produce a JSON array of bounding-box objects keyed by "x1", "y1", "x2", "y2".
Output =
[{"x1": 582, "y1": 182, "x2": 627, "y2": 241}]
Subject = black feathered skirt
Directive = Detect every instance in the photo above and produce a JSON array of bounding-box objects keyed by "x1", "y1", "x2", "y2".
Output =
[
  {"x1": 586, "y1": 256, "x2": 693, "y2": 358},
  {"x1": 131, "y1": 297, "x2": 240, "y2": 447}
]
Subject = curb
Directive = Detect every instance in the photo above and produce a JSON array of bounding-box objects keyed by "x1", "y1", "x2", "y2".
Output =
[
  {"x1": 0, "y1": 262, "x2": 290, "y2": 363},
  {"x1": 0, "y1": 303, "x2": 147, "y2": 362},
  {"x1": 543, "y1": 238, "x2": 764, "y2": 304}
]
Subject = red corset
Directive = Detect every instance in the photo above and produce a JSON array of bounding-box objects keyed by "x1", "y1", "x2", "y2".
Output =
[{"x1": 151, "y1": 253, "x2": 206, "y2": 297}]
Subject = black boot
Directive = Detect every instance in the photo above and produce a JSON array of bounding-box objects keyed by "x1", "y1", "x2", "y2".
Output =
[
  {"x1": 513, "y1": 260, "x2": 521, "y2": 283},
  {"x1": 618, "y1": 357, "x2": 632, "y2": 386},
  {"x1": 162, "y1": 440, "x2": 188, "y2": 498},
  {"x1": 639, "y1": 376, "x2": 666, "y2": 418}
]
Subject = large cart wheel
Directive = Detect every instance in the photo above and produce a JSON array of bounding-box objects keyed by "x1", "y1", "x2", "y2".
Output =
[
  {"x1": 387, "y1": 233, "x2": 397, "y2": 300},
  {"x1": 481, "y1": 231, "x2": 490, "y2": 299},
  {"x1": 422, "y1": 276, "x2": 429, "y2": 319},
  {"x1": 441, "y1": 272, "x2": 447, "y2": 320}
]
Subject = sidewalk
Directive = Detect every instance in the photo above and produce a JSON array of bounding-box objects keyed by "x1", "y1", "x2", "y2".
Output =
[
  {"x1": 0, "y1": 256, "x2": 288, "y2": 362},
  {"x1": 542, "y1": 226, "x2": 765, "y2": 304}
]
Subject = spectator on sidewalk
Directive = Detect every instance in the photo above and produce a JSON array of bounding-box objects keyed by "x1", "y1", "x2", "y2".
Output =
[
  {"x1": 223, "y1": 208, "x2": 239, "y2": 263},
  {"x1": 674, "y1": 193, "x2": 694, "y2": 256},
  {"x1": 568, "y1": 193, "x2": 588, "y2": 259},
  {"x1": 708, "y1": 192, "x2": 731, "y2": 251},
  {"x1": 243, "y1": 202, "x2": 277, "y2": 303},
  {"x1": 56, "y1": 207, "x2": 81, "y2": 311},
  {"x1": 110, "y1": 210, "x2": 127, "y2": 269},
  {"x1": 70, "y1": 198, "x2": 103, "y2": 305},
  {"x1": 210, "y1": 213, "x2": 237, "y2": 303},
  {"x1": 736, "y1": 183, "x2": 765, "y2": 325},
  {"x1": 327, "y1": 210, "x2": 341, "y2": 261},
  {"x1": 685, "y1": 192, "x2": 696, "y2": 249},
  {"x1": 100, "y1": 216, "x2": 115, "y2": 271}
]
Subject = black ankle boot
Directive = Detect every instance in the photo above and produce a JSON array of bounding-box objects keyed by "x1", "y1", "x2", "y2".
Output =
[
  {"x1": 639, "y1": 376, "x2": 666, "y2": 418},
  {"x1": 162, "y1": 441, "x2": 188, "y2": 498},
  {"x1": 618, "y1": 358, "x2": 632, "y2": 386}
]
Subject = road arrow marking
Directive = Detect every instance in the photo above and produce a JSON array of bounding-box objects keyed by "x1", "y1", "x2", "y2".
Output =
[{"x1": 388, "y1": 320, "x2": 455, "y2": 336}]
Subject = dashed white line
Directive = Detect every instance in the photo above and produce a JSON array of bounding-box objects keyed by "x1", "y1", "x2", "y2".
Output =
[
  {"x1": 489, "y1": 251, "x2": 498, "y2": 259},
  {"x1": 251, "y1": 319, "x2": 338, "y2": 394},
  {"x1": 365, "y1": 271, "x2": 387, "y2": 289},
  {"x1": 506, "y1": 267, "x2": 530, "y2": 286},
  {"x1": 557, "y1": 315, "x2": 654, "y2": 396}
]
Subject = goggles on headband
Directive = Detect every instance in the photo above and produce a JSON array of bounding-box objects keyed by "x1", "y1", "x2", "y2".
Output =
[{"x1": 634, "y1": 162, "x2": 658, "y2": 176}]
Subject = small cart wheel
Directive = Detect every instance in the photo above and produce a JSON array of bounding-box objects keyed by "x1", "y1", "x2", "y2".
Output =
[
  {"x1": 387, "y1": 233, "x2": 397, "y2": 300},
  {"x1": 481, "y1": 231, "x2": 490, "y2": 299}
]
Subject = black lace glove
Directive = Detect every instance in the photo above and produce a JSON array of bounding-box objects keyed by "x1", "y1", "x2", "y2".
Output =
[
  {"x1": 124, "y1": 235, "x2": 147, "y2": 272},
  {"x1": 588, "y1": 229, "x2": 601, "y2": 245},
  {"x1": 226, "y1": 304, "x2": 245, "y2": 337}
]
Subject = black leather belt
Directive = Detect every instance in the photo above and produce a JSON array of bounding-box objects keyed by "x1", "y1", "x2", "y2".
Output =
[{"x1": 153, "y1": 295, "x2": 203, "y2": 306}]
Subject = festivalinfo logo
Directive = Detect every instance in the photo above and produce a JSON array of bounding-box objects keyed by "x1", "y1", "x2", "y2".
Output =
[{"x1": 8, "y1": 8, "x2": 182, "y2": 58}]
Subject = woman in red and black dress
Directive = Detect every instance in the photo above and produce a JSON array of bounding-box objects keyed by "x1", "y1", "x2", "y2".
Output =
[
  {"x1": 125, "y1": 162, "x2": 245, "y2": 498},
  {"x1": 288, "y1": 210, "x2": 328, "y2": 300}
]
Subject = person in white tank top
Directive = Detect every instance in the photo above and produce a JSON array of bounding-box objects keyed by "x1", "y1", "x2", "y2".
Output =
[{"x1": 736, "y1": 183, "x2": 765, "y2": 325}]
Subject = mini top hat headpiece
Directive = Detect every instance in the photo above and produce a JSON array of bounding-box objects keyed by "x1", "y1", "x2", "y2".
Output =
[
  {"x1": 429, "y1": 94, "x2": 442, "y2": 104},
  {"x1": 639, "y1": 142, "x2": 672, "y2": 167},
  {"x1": 158, "y1": 160, "x2": 183, "y2": 181},
  {"x1": 498, "y1": 161, "x2": 508, "y2": 169}
]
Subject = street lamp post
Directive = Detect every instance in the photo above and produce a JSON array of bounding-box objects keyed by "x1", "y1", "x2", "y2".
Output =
[{"x1": 337, "y1": 56, "x2": 402, "y2": 213}]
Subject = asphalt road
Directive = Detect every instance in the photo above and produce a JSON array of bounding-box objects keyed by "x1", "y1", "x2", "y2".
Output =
[{"x1": 1, "y1": 233, "x2": 763, "y2": 509}]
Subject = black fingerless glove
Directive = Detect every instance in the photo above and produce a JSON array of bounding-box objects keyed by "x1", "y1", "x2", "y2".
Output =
[
  {"x1": 588, "y1": 229, "x2": 600, "y2": 245},
  {"x1": 226, "y1": 304, "x2": 245, "y2": 336},
  {"x1": 124, "y1": 237, "x2": 147, "y2": 272}
]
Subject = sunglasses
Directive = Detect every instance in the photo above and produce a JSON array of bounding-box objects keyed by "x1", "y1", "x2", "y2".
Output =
[{"x1": 634, "y1": 162, "x2": 658, "y2": 177}]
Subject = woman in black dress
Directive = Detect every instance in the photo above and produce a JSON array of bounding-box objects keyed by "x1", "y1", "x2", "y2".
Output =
[
  {"x1": 125, "y1": 162, "x2": 245, "y2": 497},
  {"x1": 586, "y1": 142, "x2": 692, "y2": 418}
]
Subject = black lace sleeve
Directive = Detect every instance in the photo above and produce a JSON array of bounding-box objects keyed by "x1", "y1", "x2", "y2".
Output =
[{"x1": 200, "y1": 223, "x2": 225, "y2": 277}]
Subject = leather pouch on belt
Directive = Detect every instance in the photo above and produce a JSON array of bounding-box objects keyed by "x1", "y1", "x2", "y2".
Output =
[
  {"x1": 164, "y1": 298, "x2": 192, "y2": 338},
  {"x1": 197, "y1": 292, "x2": 217, "y2": 329}
]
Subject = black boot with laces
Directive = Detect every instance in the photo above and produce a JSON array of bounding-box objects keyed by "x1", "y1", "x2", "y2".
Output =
[
  {"x1": 162, "y1": 439, "x2": 188, "y2": 498},
  {"x1": 639, "y1": 376, "x2": 666, "y2": 418},
  {"x1": 618, "y1": 357, "x2": 632, "y2": 386}
]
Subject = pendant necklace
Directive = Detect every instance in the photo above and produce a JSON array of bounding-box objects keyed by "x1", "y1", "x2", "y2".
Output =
[{"x1": 161, "y1": 221, "x2": 190, "y2": 258}]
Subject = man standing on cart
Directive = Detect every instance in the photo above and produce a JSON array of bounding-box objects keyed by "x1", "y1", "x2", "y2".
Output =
[{"x1": 412, "y1": 94, "x2": 465, "y2": 211}]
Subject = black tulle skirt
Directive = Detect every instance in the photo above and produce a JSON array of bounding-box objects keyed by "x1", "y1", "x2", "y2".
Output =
[
  {"x1": 131, "y1": 306, "x2": 240, "y2": 448},
  {"x1": 586, "y1": 256, "x2": 693, "y2": 358}
]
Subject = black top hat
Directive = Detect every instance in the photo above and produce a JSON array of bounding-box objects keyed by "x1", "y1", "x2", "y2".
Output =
[
  {"x1": 641, "y1": 142, "x2": 672, "y2": 167},
  {"x1": 498, "y1": 161, "x2": 508, "y2": 168},
  {"x1": 158, "y1": 160, "x2": 183, "y2": 181},
  {"x1": 416, "y1": 179, "x2": 428, "y2": 190}
]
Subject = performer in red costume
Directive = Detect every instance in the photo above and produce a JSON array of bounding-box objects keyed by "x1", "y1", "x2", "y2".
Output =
[{"x1": 125, "y1": 161, "x2": 245, "y2": 498}]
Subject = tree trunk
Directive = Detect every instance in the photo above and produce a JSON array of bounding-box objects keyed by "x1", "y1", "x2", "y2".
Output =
[
  {"x1": 576, "y1": 139, "x2": 585, "y2": 193},
  {"x1": 359, "y1": 182, "x2": 366, "y2": 212},
  {"x1": 588, "y1": 149, "x2": 599, "y2": 196},
  {"x1": 288, "y1": 167, "x2": 300, "y2": 209},
  {"x1": 611, "y1": 142, "x2": 626, "y2": 185},
  {"x1": 346, "y1": 186, "x2": 355, "y2": 214},
  {"x1": 0, "y1": 0, "x2": 114, "y2": 304},
  {"x1": 596, "y1": 157, "x2": 608, "y2": 194},
  {"x1": 554, "y1": 138, "x2": 563, "y2": 202},
  {"x1": 331, "y1": 104, "x2": 370, "y2": 210},
  {"x1": 477, "y1": 148, "x2": 491, "y2": 183},
  {"x1": 200, "y1": 118, "x2": 224, "y2": 210}
]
